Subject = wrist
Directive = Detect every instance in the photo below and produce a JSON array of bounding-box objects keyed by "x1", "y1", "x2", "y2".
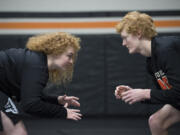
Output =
[
  {"x1": 144, "y1": 89, "x2": 151, "y2": 99},
  {"x1": 58, "y1": 96, "x2": 64, "y2": 105}
]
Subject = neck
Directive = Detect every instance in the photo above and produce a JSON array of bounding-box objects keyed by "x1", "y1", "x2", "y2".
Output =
[{"x1": 139, "y1": 39, "x2": 151, "y2": 57}]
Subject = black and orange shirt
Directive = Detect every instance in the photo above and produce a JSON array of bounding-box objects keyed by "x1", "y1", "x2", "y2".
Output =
[{"x1": 147, "y1": 36, "x2": 180, "y2": 110}]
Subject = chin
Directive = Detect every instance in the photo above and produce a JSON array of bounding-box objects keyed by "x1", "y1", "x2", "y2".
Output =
[
  {"x1": 128, "y1": 50, "x2": 133, "y2": 54},
  {"x1": 60, "y1": 67, "x2": 66, "y2": 71},
  {"x1": 129, "y1": 49, "x2": 136, "y2": 54},
  {"x1": 56, "y1": 66, "x2": 65, "y2": 71}
]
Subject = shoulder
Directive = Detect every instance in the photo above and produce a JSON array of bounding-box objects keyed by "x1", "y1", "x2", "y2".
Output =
[
  {"x1": 152, "y1": 36, "x2": 180, "y2": 53},
  {"x1": 153, "y1": 36, "x2": 180, "y2": 43},
  {"x1": 1, "y1": 48, "x2": 26, "y2": 61},
  {"x1": 3, "y1": 48, "x2": 25, "y2": 54},
  {"x1": 24, "y1": 49, "x2": 47, "y2": 66}
]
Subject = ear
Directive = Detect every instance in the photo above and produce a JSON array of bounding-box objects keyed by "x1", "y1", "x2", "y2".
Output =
[{"x1": 137, "y1": 31, "x2": 142, "y2": 39}]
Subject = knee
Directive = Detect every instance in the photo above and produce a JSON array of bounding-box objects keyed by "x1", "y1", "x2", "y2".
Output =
[{"x1": 148, "y1": 114, "x2": 163, "y2": 130}]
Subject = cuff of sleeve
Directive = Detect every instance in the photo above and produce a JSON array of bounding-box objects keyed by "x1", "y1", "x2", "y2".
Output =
[
  {"x1": 49, "y1": 95, "x2": 59, "y2": 105},
  {"x1": 57, "y1": 106, "x2": 67, "y2": 118}
]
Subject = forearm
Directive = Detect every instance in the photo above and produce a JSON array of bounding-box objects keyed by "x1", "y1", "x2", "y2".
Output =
[
  {"x1": 150, "y1": 88, "x2": 180, "y2": 104},
  {"x1": 42, "y1": 94, "x2": 59, "y2": 105},
  {"x1": 20, "y1": 99, "x2": 67, "y2": 118}
]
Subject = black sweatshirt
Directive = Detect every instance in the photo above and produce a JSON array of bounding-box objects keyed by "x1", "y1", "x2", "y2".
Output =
[
  {"x1": 0, "y1": 48, "x2": 67, "y2": 118},
  {"x1": 146, "y1": 36, "x2": 180, "y2": 110}
]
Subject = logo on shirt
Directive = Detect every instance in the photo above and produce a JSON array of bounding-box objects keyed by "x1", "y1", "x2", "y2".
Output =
[
  {"x1": 154, "y1": 70, "x2": 172, "y2": 90},
  {"x1": 4, "y1": 98, "x2": 19, "y2": 114}
]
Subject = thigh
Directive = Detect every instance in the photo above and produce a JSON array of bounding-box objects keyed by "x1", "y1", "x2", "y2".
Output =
[{"x1": 154, "y1": 104, "x2": 180, "y2": 129}]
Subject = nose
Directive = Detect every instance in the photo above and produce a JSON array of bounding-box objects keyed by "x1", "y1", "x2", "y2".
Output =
[
  {"x1": 122, "y1": 40, "x2": 126, "y2": 46},
  {"x1": 69, "y1": 59, "x2": 73, "y2": 64}
]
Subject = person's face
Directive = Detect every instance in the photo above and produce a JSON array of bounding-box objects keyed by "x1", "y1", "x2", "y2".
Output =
[
  {"x1": 120, "y1": 29, "x2": 140, "y2": 54},
  {"x1": 52, "y1": 46, "x2": 75, "y2": 70}
]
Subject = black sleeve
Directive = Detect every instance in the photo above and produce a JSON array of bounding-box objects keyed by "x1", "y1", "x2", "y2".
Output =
[
  {"x1": 150, "y1": 43, "x2": 180, "y2": 105},
  {"x1": 41, "y1": 92, "x2": 59, "y2": 105},
  {"x1": 20, "y1": 53, "x2": 67, "y2": 118}
]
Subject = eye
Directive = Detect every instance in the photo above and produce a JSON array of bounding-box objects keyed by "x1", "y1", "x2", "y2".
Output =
[
  {"x1": 67, "y1": 54, "x2": 73, "y2": 59},
  {"x1": 121, "y1": 36, "x2": 126, "y2": 40},
  {"x1": 123, "y1": 36, "x2": 127, "y2": 40}
]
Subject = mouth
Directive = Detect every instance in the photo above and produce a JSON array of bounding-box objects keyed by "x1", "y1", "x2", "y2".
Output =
[
  {"x1": 64, "y1": 64, "x2": 72, "y2": 69},
  {"x1": 126, "y1": 46, "x2": 130, "y2": 50}
]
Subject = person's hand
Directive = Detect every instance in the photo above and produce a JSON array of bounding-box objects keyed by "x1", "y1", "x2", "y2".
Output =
[
  {"x1": 66, "y1": 108, "x2": 82, "y2": 121},
  {"x1": 0, "y1": 111, "x2": 27, "y2": 135},
  {"x1": 114, "y1": 85, "x2": 132, "y2": 99},
  {"x1": 121, "y1": 89, "x2": 151, "y2": 104},
  {"x1": 58, "y1": 95, "x2": 80, "y2": 107}
]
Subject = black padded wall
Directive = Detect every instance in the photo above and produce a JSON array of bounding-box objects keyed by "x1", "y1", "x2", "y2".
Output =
[
  {"x1": 1, "y1": 33, "x2": 178, "y2": 116},
  {"x1": 66, "y1": 34, "x2": 153, "y2": 116}
]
